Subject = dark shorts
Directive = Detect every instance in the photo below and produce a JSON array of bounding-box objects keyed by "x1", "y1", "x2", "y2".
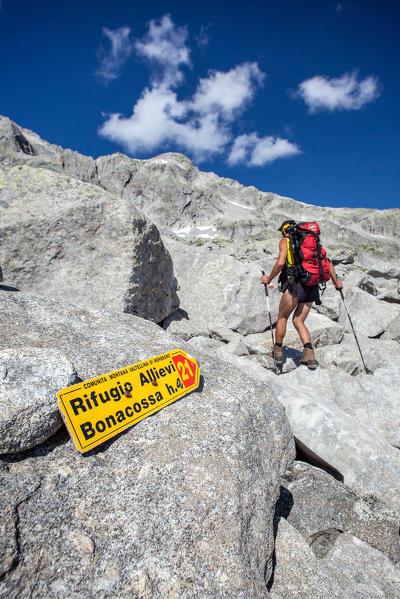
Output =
[{"x1": 286, "y1": 279, "x2": 320, "y2": 304}]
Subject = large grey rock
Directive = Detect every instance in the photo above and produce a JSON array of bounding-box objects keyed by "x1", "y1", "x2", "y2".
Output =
[
  {"x1": 242, "y1": 331, "x2": 274, "y2": 354},
  {"x1": 0, "y1": 164, "x2": 178, "y2": 322},
  {"x1": 161, "y1": 309, "x2": 210, "y2": 341},
  {"x1": 0, "y1": 347, "x2": 77, "y2": 454},
  {"x1": 207, "y1": 325, "x2": 250, "y2": 355},
  {"x1": 342, "y1": 268, "x2": 375, "y2": 289},
  {"x1": 367, "y1": 266, "x2": 400, "y2": 280},
  {"x1": 316, "y1": 342, "x2": 363, "y2": 375},
  {"x1": 313, "y1": 285, "x2": 341, "y2": 321},
  {"x1": 338, "y1": 287, "x2": 399, "y2": 338},
  {"x1": 321, "y1": 533, "x2": 400, "y2": 598},
  {"x1": 284, "y1": 311, "x2": 344, "y2": 349},
  {"x1": 316, "y1": 335, "x2": 400, "y2": 375},
  {"x1": 0, "y1": 290, "x2": 294, "y2": 598},
  {"x1": 278, "y1": 461, "x2": 400, "y2": 563},
  {"x1": 187, "y1": 335, "x2": 226, "y2": 353},
  {"x1": 330, "y1": 246, "x2": 355, "y2": 264},
  {"x1": 271, "y1": 518, "x2": 400, "y2": 599},
  {"x1": 312, "y1": 265, "x2": 352, "y2": 321},
  {"x1": 96, "y1": 152, "x2": 143, "y2": 195},
  {"x1": 324, "y1": 365, "x2": 400, "y2": 447},
  {"x1": 377, "y1": 289, "x2": 400, "y2": 304},
  {"x1": 383, "y1": 313, "x2": 400, "y2": 342},
  {"x1": 208, "y1": 323, "x2": 243, "y2": 344},
  {"x1": 163, "y1": 237, "x2": 279, "y2": 336},
  {"x1": 265, "y1": 368, "x2": 400, "y2": 511},
  {"x1": 0, "y1": 116, "x2": 94, "y2": 182},
  {"x1": 224, "y1": 336, "x2": 250, "y2": 356},
  {"x1": 271, "y1": 519, "x2": 339, "y2": 598}
]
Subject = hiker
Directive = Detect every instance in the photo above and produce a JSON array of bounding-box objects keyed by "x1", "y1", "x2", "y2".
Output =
[{"x1": 261, "y1": 220, "x2": 342, "y2": 369}]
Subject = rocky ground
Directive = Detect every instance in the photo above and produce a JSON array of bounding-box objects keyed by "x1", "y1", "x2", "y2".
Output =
[{"x1": 0, "y1": 115, "x2": 399, "y2": 598}]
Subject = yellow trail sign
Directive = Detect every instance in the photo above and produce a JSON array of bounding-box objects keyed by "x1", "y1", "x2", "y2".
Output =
[{"x1": 57, "y1": 350, "x2": 200, "y2": 453}]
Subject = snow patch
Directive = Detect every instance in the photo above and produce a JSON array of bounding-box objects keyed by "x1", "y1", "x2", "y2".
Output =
[
  {"x1": 226, "y1": 199, "x2": 255, "y2": 211},
  {"x1": 173, "y1": 224, "x2": 217, "y2": 239}
]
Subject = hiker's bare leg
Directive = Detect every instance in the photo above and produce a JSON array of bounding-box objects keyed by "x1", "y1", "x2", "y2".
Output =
[
  {"x1": 292, "y1": 301, "x2": 313, "y2": 345},
  {"x1": 275, "y1": 290, "x2": 299, "y2": 344}
]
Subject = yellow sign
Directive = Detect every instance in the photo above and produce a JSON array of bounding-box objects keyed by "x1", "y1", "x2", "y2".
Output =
[{"x1": 57, "y1": 350, "x2": 200, "y2": 453}]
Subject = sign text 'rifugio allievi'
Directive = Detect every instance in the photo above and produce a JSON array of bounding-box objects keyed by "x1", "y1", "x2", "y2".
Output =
[{"x1": 57, "y1": 350, "x2": 200, "y2": 453}]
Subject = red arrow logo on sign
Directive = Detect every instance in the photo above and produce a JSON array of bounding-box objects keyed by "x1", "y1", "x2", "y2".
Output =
[{"x1": 172, "y1": 353, "x2": 197, "y2": 389}]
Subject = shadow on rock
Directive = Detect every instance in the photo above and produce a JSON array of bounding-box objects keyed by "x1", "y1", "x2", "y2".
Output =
[
  {"x1": 1, "y1": 426, "x2": 71, "y2": 465},
  {"x1": 160, "y1": 308, "x2": 190, "y2": 328},
  {"x1": 295, "y1": 437, "x2": 344, "y2": 482},
  {"x1": 194, "y1": 374, "x2": 205, "y2": 393},
  {"x1": 266, "y1": 486, "x2": 294, "y2": 591},
  {"x1": 283, "y1": 346, "x2": 302, "y2": 366}
]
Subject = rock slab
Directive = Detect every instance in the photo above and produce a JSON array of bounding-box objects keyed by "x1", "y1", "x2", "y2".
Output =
[
  {"x1": 0, "y1": 347, "x2": 76, "y2": 454},
  {"x1": 0, "y1": 290, "x2": 294, "y2": 599},
  {"x1": 0, "y1": 164, "x2": 178, "y2": 322}
]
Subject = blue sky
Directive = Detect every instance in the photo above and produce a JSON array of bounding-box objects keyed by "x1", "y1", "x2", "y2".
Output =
[{"x1": 1, "y1": 0, "x2": 399, "y2": 209}]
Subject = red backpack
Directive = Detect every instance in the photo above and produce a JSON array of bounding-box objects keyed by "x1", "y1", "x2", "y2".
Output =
[{"x1": 288, "y1": 222, "x2": 331, "y2": 286}]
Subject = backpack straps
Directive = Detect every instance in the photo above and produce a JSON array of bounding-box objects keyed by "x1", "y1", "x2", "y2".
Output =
[
  {"x1": 285, "y1": 237, "x2": 295, "y2": 268},
  {"x1": 311, "y1": 231, "x2": 325, "y2": 283},
  {"x1": 287, "y1": 224, "x2": 301, "y2": 281}
]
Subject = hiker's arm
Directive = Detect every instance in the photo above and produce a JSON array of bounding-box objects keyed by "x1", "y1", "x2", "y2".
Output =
[
  {"x1": 261, "y1": 238, "x2": 287, "y2": 284},
  {"x1": 329, "y1": 261, "x2": 343, "y2": 290}
]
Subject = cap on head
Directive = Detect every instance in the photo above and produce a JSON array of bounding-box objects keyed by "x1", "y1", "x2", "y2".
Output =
[{"x1": 278, "y1": 219, "x2": 296, "y2": 232}]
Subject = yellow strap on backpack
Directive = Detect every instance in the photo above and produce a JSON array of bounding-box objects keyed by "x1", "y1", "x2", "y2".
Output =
[{"x1": 286, "y1": 237, "x2": 295, "y2": 268}]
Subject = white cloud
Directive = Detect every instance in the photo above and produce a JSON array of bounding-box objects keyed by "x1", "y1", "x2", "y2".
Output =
[
  {"x1": 96, "y1": 26, "x2": 133, "y2": 83},
  {"x1": 191, "y1": 63, "x2": 265, "y2": 117},
  {"x1": 100, "y1": 55, "x2": 263, "y2": 161},
  {"x1": 99, "y1": 79, "x2": 231, "y2": 161},
  {"x1": 228, "y1": 133, "x2": 300, "y2": 166},
  {"x1": 99, "y1": 15, "x2": 300, "y2": 167},
  {"x1": 100, "y1": 85, "x2": 181, "y2": 152},
  {"x1": 135, "y1": 14, "x2": 191, "y2": 86},
  {"x1": 294, "y1": 71, "x2": 381, "y2": 113},
  {"x1": 335, "y1": 3, "x2": 343, "y2": 14}
]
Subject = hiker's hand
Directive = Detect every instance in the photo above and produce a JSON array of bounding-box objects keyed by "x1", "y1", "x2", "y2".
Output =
[
  {"x1": 261, "y1": 275, "x2": 270, "y2": 284},
  {"x1": 334, "y1": 280, "x2": 343, "y2": 290}
]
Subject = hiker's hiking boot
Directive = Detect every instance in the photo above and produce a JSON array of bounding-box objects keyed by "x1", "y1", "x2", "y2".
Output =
[
  {"x1": 300, "y1": 347, "x2": 317, "y2": 370},
  {"x1": 268, "y1": 344, "x2": 283, "y2": 365}
]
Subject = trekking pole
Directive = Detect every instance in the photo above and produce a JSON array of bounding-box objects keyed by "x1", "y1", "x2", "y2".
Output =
[
  {"x1": 262, "y1": 271, "x2": 278, "y2": 372},
  {"x1": 339, "y1": 289, "x2": 370, "y2": 374}
]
